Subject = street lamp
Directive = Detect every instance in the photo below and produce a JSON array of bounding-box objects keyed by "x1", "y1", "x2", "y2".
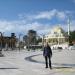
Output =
[
  {"x1": 58, "y1": 29, "x2": 61, "y2": 46},
  {"x1": 42, "y1": 35, "x2": 45, "y2": 49},
  {"x1": 27, "y1": 36, "x2": 30, "y2": 51},
  {"x1": 0, "y1": 32, "x2": 4, "y2": 57},
  {"x1": 39, "y1": 34, "x2": 45, "y2": 50},
  {"x1": 0, "y1": 32, "x2": 2, "y2": 51},
  {"x1": 19, "y1": 33, "x2": 23, "y2": 51}
]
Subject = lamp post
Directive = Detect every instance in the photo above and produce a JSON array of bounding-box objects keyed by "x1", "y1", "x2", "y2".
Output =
[
  {"x1": 42, "y1": 34, "x2": 45, "y2": 49},
  {"x1": 39, "y1": 34, "x2": 45, "y2": 50},
  {"x1": 27, "y1": 36, "x2": 30, "y2": 51},
  {"x1": 58, "y1": 30, "x2": 61, "y2": 46},
  {"x1": 0, "y1": 32, "x2": 4, "y2": 57},
  {"x1": 19, "y1": 34, "x2": 23, "y2": 51}
]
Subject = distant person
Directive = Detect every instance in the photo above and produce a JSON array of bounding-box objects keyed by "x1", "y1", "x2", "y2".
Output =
[
  {"x1": 5, "y1": 43, "x2": 8, "y2": 50},
  {"x1": 43, "y1": 42, "x2": 52, "y2": 69}
]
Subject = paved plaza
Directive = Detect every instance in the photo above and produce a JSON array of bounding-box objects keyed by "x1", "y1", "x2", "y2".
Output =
[{"x1": 0, "y1": 49, "x2": 75, "y2": 75}]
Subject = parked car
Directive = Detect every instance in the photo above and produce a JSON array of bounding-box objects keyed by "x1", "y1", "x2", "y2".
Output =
[
  {"x1": 57, "y1": 47, "x2": 62, "y2": 49},
  {"x1": 69, "y1": 46, "x2": 75, "y2": 50}
]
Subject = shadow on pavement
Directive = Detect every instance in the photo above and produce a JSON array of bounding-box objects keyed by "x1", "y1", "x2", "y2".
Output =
[
  {"x1": 52, "y1": 66, "x2": 72, "y2": 69},
  {"x1": 0, "y1": 68, "x2": 18, "y2": 69},
  {"x1": 25, "y1": 54, "x2": 75, "y2": 68}
]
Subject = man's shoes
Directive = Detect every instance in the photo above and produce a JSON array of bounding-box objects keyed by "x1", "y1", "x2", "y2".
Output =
[
  {"x1": 45, "y1": 66, "x2": 48, "y2": 68},
  {"x1": 50, "y1": 67, "x2": 52, "y2": 69}
]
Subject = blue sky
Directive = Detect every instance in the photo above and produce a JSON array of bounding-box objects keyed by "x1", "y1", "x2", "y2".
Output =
[{"x1": 0, "y1": 0, "x2": 75, "y2": 37}]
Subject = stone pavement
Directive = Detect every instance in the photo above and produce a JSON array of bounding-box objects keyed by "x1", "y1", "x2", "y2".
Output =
[
  {"x1": 0, "y1": 49, "x2": 75, "y2": 75},
  {"x1": 29, "y1": 50, "x2": 75, "y2": 75}
]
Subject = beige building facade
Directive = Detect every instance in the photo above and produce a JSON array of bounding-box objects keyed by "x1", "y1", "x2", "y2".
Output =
[{"x1": 44, "y1": 26, "x2": 68, "y2": 45}]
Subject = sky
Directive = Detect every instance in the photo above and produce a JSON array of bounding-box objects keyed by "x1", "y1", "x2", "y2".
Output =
[{"x1": 0, "y1": 0, "x2": 75, "y2": 37}]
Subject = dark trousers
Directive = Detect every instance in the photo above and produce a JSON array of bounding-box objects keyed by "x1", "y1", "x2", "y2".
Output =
[{"x1": 45, "y1": 56, "x2": 52, "y2": 68}]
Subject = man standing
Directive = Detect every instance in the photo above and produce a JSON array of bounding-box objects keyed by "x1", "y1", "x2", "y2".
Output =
[{"x1": 43, "y1": 42, "x2": 52, "y2": 69}]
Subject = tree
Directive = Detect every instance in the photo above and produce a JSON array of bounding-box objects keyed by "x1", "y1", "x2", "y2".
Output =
[
  {"x1": 36, "y1": 36, "x2": 42, "y2": 44},
  {"x1": 66, "y1": 31, "x2": 75, "y2": 45},
  {"x1": 23, "y1": 35, "x2": 28, "y2": 45},
  {"x1": 28, "y1": 30, "x2": 37, "y2": 45},
  {"x1": 70, "y1": 31, "x2": 75, "y2": 42}
]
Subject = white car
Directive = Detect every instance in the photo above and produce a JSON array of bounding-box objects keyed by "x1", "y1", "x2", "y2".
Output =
[
  {"x1": 69, "y1": 46, "x2": 75, "y2": 50},
  {"x1": 24, "y1": 46, "x2": 27, "y2": 49}
]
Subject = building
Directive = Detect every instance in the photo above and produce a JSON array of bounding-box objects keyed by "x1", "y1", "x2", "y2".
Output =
[
  {"x1": 0, "y1": 33, "x2": 17, "y2": 49},
  {"x1": 44, "y1": 26, "x2": 68, "y2": 45}
]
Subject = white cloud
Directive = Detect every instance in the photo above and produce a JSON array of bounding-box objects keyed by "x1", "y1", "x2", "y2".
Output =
[
  {"x1": 0, "y1": 20, "x2": 26, "y2": 35},
  {"x1": 0, "y1": 10, "x2": 74, "y2": 37},
  {"x1": 24, "y1": 22, "x2": 52, "y2": 34},
  {"x1": 70, "y1": 20, "x2": 75, "y2": 31},
  {"x1": 19, "y1": 9, "x2": 68, "y2": 21},
  {"x1": 0, "y1": 20, "x2": 52, "y2": 36},
  {"x1": 72, "y1": 0, "x2": 75, "y2": 3},
  {"x1": 34, "y1": 9, "x2": 56, "y2": 19},
  {"x1": 59, "y1": 19, "x2": 75, "y2": 32},
  {"x1": 0, "y1": 19, "x2": 74, "y2": 37},
  {"x1": 56, "y1": 11, "x2": 67, "y2": 20}
]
